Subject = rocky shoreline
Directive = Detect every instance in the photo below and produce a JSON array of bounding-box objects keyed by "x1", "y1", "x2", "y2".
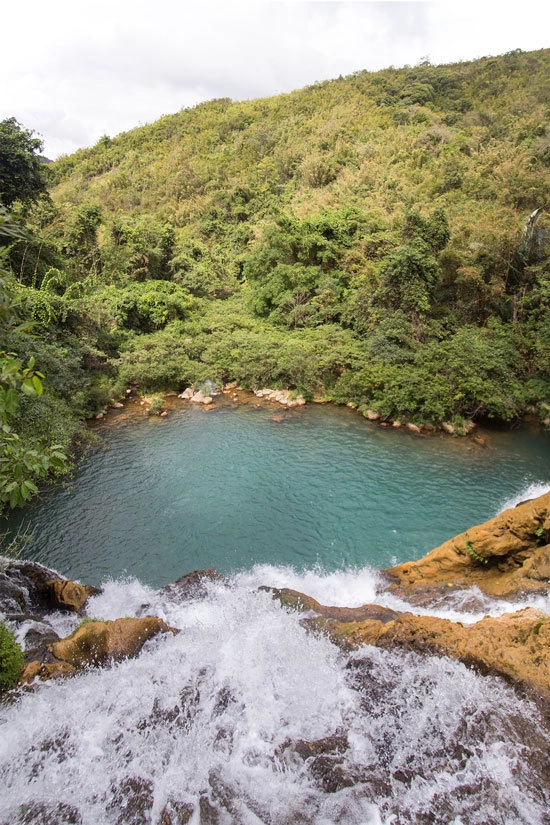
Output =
[
  {"x1": 1, "y1": 493, "x2": 549, "y2": 719},
  {"x1": 89, "y1": 383, "x2": 550, "y2": 442}
]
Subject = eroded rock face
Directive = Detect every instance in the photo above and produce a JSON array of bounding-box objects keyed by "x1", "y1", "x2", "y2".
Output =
[
  {"x1": 20, "y1": 617, "x2": 178, "y2": 684},
  {"x1": 49, "y1": 617, "x2": 178, "y2": 668},
  {"x1": 383, "y1": 492, "x2": 550, "y2": 601},
  {"x1": 160, "y1": 569, "x2": 227, "y2": 602},
  {"x1": 262, "y1": 587, "x2": 398, "y2": 624},
  {"x1": 316, "y1": 608, "x2": 550, "y2": 710},
  {"x1": 0, "y1": 561, "x2": 99, "y2": 616}
]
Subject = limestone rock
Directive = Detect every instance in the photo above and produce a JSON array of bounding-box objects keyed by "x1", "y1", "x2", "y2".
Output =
[
  {"x1": 254, "y1": 388, "x2": 306, "y2": 407},
  {"x1": 160, "y1": 569, "x2": 227, "y2": 602},
  {"x1": 262, "y1": 586, "x2": 399, "y2": 623},
  {"x1": 20, "y1": 660, "x2": 77, "y2": 684},
  {"x1": 383, "y1": 491, "x2": 550, "y2": 600},
  {"x1": 178, "y1": 387, "x2": 194, "y2": 399},
  {"x1": 0, "y1": 562, "x2": 99, "y2": 617},
  {"x1": 48, "y1": 616, "x2": 178, "y2": 669},
  {"x1": 46, "y1": 578, "x2": 101, "y2": 612},
  {"x1": 322, "y1": 607, "x2": 550, "y2": 709},
  {"x1": 190, "y1": 390, "x2": 212, "y2": 404}
]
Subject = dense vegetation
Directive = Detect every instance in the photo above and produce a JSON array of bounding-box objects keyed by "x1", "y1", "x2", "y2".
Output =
[
  {"x1": 1, "y1": 48, "x2": 549, "y2": 511},
  {"x1": 0, "y1": 618, "x2": 24, "y2": 690}
]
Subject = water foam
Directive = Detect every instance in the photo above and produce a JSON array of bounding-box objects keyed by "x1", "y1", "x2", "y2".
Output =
[
  {"x1": 497, "y1": 481, "x2": 550, "y2": 514},
  {"x1": 1, "y1": 574, "x2": 549, "y2": 825}
]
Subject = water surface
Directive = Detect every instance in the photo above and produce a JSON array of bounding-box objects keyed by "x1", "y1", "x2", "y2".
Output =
[{"x1": 4, "y1": 400, "x2": 549, "y2": 587}]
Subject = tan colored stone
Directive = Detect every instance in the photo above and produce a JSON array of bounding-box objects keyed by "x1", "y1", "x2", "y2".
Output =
[
  {"x1": 46, "y1": 579, "x2": 100, "y2": 612},
  {"x1": 190, "y1": 390, "x2": 212, "y2": 404},
  {"x1": 384, "y1": 492, "x2": 550, "y2": 600},
  {"x1": 20, "y1": 660, "x2": 77, "y2": 684},
  {"x1": 323, "y1": 608, "x2": 550, "y2": 707},
  {"x1": 49, "y1": 617, "x2": 178, "y2": 669},
  {"x1": 262, "y1": 587, "x2": 398, "y2": 624}
]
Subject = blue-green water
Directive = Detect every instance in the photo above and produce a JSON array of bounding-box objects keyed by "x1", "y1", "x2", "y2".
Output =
[{"x1": 4, "y1": 401, "x2": 549, "y2": 587}]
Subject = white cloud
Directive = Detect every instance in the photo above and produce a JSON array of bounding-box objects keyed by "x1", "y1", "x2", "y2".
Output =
[{"x1": 1, "y1": 1, "x2": 548, "y2": 159}]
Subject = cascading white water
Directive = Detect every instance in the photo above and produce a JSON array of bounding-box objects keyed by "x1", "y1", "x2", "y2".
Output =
[{"x1": 1, "y1": 567, "x2": 549, "y2": 825}]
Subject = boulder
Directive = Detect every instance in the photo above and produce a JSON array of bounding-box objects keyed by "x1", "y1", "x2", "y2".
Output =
[
  {"x1": 190, "y1": 390, "x2": 212, "y2": 404},
  {"x1": 383, "y1": 492, "x2": 550, "y2": 600},
  {"x1": 46, "y1": 578, "x2": 100, "y2": 612},
  {"x1": 262, "y1": 586, "x2": 398, "y2": 624},
  {"x1": 320, "y1": 607, "x2": 550, "y2": 710},
  {"x1": 160, "y1": 569, "x2": 227, "y2": 602},
  {"x1": 178, "y1": 387, "x2": 194, "y2": 400},
  {"x1": 0, "y1": 561, "x2": 99, "y2": 617},
  {"x1": 47, "y1": 617, "x2": 178, "y2": 669}
]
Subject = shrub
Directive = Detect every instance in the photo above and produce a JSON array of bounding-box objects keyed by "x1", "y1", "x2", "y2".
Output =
[{"x1": 0, "y1": 620, "x2": 24, "y2": 691}]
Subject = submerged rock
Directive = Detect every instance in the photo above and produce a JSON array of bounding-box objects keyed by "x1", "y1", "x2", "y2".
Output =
[{"x1": 383, "y1": 491, "x2": 550, "y2": 601}]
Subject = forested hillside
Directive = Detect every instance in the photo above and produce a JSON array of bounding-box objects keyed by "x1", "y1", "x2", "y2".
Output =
[{"x1": 1, "y1": 48, "x2": 549, "y2": 509}]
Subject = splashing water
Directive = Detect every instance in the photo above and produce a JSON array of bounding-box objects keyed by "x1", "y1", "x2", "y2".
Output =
[
  {"x1": 1, "y1": 570, "x2": 549, "y2": 825},
  {"x1": 498, "y1": 481, "x2": 550, "y2": 513}
]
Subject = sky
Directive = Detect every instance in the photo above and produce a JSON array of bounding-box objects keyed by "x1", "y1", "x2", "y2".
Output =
[{"x1": 2, "y1": 0, "x2": 549, "y2": 160}]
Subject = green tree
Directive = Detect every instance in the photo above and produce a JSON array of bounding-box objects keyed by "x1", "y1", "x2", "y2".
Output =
[
  {"x1": 0, "y1": 212, "x2": 67, "y2": 511},
  {"x1": 0, "y1": 118, "x2": 48, "y2": 208}
]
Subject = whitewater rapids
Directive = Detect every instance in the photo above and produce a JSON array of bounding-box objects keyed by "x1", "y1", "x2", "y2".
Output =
[{"x1": 1, "y1": 565, "x2": 549, "y2": 825}]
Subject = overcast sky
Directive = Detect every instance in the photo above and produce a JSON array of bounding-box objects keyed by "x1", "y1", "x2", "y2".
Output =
[{"x1": 2, "y1": 0, "x2": 549, "y2": 159}]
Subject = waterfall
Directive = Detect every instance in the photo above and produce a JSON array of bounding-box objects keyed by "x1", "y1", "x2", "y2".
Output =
[{"x1": 1, "y1": 568, "x2": 548, "y2": 825}]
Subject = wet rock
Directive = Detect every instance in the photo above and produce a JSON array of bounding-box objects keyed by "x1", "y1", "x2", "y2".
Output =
[
  {"x1": 159, "y1": 801, "x2": 194, "y2": 825},
  {"x1": 198, "y1": 794, "x2": 220, "y2": 825},
  {"x1": 108, "y1": 776, "x2": 154, "y2": 825},
  {"x1": 47, "y1": 578, "x2": 100, "y2": 612},
  {"x1": 45, "y1": 617, "x2": 178, "y2": 670},
  {"x1": 20, "y1": 660, "x2": 77, "y2": 683},
  {"x1": 9, "y1": 802, "x2": 82, "y2": 825},
  {"x1": 160, "y1": 569, "x2": 227, "y2": 602},
  {"x1": 19, "y1": 618, "x2": 61, "y2": 664},
  {"x1": 261, "y1": 586, "x2": 398, "y2": 623},
  {"x1": 309, "y1": 755, "x2": 356, "y2": 793},
  {"x1": 294, "y1": 735, "x2": 348, "y2": 759},
  {"x1": 0, "y1": 561, "x2": 100, "y2": 618},
  {"x1": 383, "y1": 491, "x2": 550, "y2": 600},
  {"x1": 19, "y1": 617, "x2": 178, "y2": 683},
  {"x1": 324, "y1": 607, "x2": 550, "y2": 710}
]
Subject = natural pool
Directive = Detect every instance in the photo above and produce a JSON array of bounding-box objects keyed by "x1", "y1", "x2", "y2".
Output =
[
  {"x1": 2, "y1": 399, "x2": 550, "y2": 825},
  {"x1": 4, "y1": 398, "x2": 549, "y2": 587}
]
